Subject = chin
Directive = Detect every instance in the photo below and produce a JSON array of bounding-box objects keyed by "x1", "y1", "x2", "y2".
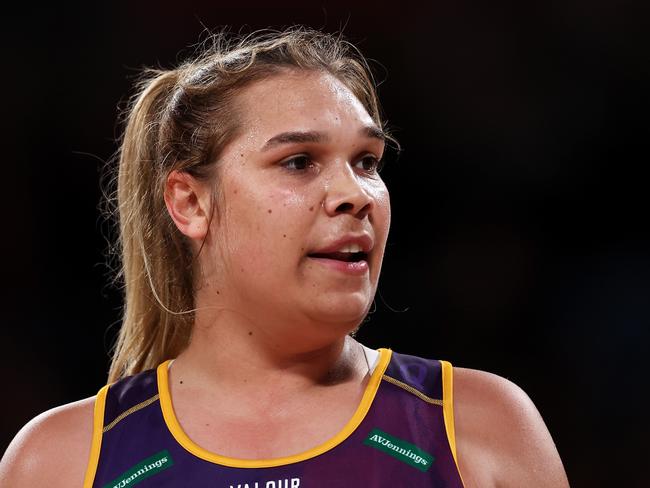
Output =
[{"x1": 309, "y1": 296, "x2": 373, "y2": 330}]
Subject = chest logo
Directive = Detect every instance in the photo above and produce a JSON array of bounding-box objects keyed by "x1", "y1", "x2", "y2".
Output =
[
  {"x1": 102, "y1": 449, "x2": 174, "y2": 488},
  {"x1": 364, "y1": 428, "x2": 434, "y2": 472}
]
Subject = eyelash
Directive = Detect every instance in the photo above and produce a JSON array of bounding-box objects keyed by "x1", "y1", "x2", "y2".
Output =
[
  {"x1": 281, "y1": 155, "x2": 315, "y2": 171},
  {"x1": 357, "y1": 154, "x2": 384, "y2": 172},
  {"x1": 280, "y1": 154, "x2": 383, "y2": 173}
]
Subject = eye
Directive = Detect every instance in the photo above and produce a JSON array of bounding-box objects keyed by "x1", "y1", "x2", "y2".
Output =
[
  {"x1": 353, "y1": 154, "x2": 383, "y2": 173},
  {"x1": 281, "y1": 154, "x2": 315, "y2": 171}
]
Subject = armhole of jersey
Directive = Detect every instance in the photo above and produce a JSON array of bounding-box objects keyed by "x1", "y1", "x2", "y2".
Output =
[
  {"x1": 440, "y1": 361, "x2": 460, "y2": 469},
  {"x1": 82, "y1": 384, "x2": 109, "y2": 488}
]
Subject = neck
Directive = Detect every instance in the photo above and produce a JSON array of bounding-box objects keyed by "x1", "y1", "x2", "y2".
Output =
[{"x1": 172, "y1": 312, "x2": 369, "y2": 394}]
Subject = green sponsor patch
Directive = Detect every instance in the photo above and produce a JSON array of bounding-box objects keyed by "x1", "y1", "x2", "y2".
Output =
[
  {"x1": 364, "y1": 428, "x2": 434, "y2": 472},
  {"x1": 102, "y1": 450, "x2": 173, "y2": 488}
]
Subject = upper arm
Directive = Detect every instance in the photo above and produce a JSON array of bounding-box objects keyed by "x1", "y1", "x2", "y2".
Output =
[
  {"x1": 453, "y1": 367, "x2": 570, "y2": 488},
  {"x1": 0, "y1": 397, "x2": 96, "y2": 488}
]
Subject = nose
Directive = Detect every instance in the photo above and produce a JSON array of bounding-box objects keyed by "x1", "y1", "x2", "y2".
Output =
[{"x1": 323, "y1": 163, "x2": 373, "y2": 219}]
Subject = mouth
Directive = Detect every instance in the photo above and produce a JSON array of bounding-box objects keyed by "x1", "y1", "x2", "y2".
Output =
[
  {"x1": 306, "y1": 236, "x2": 373, "y2": 275},
  {"x1": 307, "y1": 251, "x2": 368, "y2": 263}
]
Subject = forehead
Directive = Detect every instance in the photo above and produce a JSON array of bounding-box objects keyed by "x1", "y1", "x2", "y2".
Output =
[{"x1": 235, "y1": 70, "x2": 376, "y2": 136}]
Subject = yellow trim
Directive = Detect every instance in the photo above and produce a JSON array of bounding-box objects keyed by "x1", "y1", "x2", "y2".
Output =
[
  {"x1": 157, "y1": 348, "x2": 392, "y2": 468},
  {"x1": 103, "y1": 394, "x2": 160, "y2": 433},
  {"x1": 82, "y1": 384, "x2": 109, "y2": 488},
  {"x1": 382, "y1": 374, "x2": 444, "y2": 406},
  {"x1": 441, "y1": 360, "x2": 466, "y2": 487}
]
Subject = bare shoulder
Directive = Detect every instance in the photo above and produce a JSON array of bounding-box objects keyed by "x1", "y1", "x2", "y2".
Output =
[
  {"x1": 452, "y1": 367, "x2": 570, "y2": 488},
  {"x1": 0, "y1": 396, "x2": 96, "y2": 488}
]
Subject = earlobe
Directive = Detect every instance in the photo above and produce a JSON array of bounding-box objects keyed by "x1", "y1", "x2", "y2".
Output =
[{"x1": 164, "y1": 170, "x2": 210, "y2": 240}]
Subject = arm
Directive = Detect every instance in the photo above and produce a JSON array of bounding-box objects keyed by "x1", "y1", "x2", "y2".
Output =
[
  {"x1": 453, "y1": 367, "x2": 570, "y2": 488},
  {"x1": 0, "y1": 397, "x2": 95, "y2": 488}
]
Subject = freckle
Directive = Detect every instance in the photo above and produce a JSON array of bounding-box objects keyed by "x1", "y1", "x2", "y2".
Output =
[
  {"x1": 240, "y1": 153, "x2": 244, "y2": 157},
  {"x1": 309, "y1": 206, "x2": 314, "y2": 211},
  {"x1": 241, "y1": 268, "x2": 244, "y2": 272},
  {"x1": 268, "y1": 209, "x2": 272, "y2": 213},
  {"x1": 233, "y1": 189, "x2": 238, "y2": 194},
  {"x1": 248, "y1": 331, "x2": 253, "y2": 336},
  {"x1": 216, "y1": 290, "x2": 220, "y2": 295},
  {"x1": 283, "y1": 234, "x2": 287, "y2": 238},
  {"x1": 206, "y1": 423, "x2": 210, "y2": 426}
]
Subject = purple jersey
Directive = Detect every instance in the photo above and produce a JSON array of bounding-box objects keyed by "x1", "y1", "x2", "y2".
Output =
[{"x1": 83, "y1": 349, "x2": 466, "y2": 487}]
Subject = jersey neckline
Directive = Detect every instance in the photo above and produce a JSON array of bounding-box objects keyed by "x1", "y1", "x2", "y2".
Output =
[{"x1": 156, "y1": 347, "x2": 392, "y2": 468}]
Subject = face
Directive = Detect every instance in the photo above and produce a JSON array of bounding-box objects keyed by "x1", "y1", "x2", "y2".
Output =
[{"x1": 202, "y1": 70, "x2": 391, "y2": 343}]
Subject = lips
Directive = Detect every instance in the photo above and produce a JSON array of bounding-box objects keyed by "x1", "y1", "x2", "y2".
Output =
[
  {"x1": 307, "y1": 235, "x2": 373, "y2": 263},
  {"x1": 309, "y1": 250, "x2": 367, "y2": 263}
]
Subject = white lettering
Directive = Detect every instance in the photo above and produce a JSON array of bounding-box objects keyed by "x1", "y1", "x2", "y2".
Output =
[{"x1": 230, "y1": 478, "x2": 300, "y2": 488}]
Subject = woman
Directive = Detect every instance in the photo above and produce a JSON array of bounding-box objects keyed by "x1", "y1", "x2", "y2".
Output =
[{"x1": 0, "y1": 27, "x2": 570, "y2": 487}]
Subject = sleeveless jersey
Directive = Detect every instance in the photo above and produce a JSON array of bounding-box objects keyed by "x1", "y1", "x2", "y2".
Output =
[{"x1": 83, "y1": 349, "x2": 466, "y2": 487}]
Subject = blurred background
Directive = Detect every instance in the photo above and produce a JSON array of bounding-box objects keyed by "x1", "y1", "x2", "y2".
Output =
[{"x1": 1, "y1": 1, "x2": 648, "y2": 486}]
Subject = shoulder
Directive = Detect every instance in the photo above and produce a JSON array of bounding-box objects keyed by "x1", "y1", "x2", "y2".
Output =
[
  {"x1": 452, "y1": 367, "x2": 569, "y2": 488},
  {"x1": 0, "y1": 396, "x2": 96, "y2": 488}
]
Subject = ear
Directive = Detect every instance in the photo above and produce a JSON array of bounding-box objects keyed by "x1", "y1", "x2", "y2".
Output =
[{"x1": 164, "y1": 170, "x2": 212, "y2": 240}]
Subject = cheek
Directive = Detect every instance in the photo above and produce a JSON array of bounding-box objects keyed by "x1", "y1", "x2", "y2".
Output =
[
  {"x1": 227, "y1": 186, "x2": 317, "y2": 259},
  {"x1": 370, "y1": 184, "x2": 391, "y2": 235},
  {"x1": 263, "y1": 191, "x2": 322, "y2": 267}
]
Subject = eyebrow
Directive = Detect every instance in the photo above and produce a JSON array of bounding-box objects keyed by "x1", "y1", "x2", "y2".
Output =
[
  {"x1": 261, "y1": 126, "x2": 386, "y2": 151},
  {"x1": 362, "y1": 125, "x2": 387, "y2": 142}
]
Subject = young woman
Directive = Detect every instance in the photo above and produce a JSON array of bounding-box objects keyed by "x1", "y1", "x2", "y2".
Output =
[{"x1": 0, "y1": 27, "x2": 570, "y2": 487}]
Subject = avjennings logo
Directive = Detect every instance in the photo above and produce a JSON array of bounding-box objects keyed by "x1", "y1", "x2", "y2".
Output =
[
  {"x1": 102, "y1": 450, "x2": 174, "y2": 488},
  {"x1": 364, "y1": 429, "x2": 434, "y2": 472}
]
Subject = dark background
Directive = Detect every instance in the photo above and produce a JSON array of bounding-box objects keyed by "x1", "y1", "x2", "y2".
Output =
[{"x1": 2, "y1": 1, "x2": 648, "y2": 486}]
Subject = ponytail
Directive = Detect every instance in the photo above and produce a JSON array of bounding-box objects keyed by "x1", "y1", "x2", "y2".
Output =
[{"x1": 108, "y1": 70, "x2": 195, "y2": 382}]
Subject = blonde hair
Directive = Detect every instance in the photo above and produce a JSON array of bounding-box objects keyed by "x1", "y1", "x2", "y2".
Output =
[{"x1": 104, "y1": 26, "x2": 395, "y2": 382}]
